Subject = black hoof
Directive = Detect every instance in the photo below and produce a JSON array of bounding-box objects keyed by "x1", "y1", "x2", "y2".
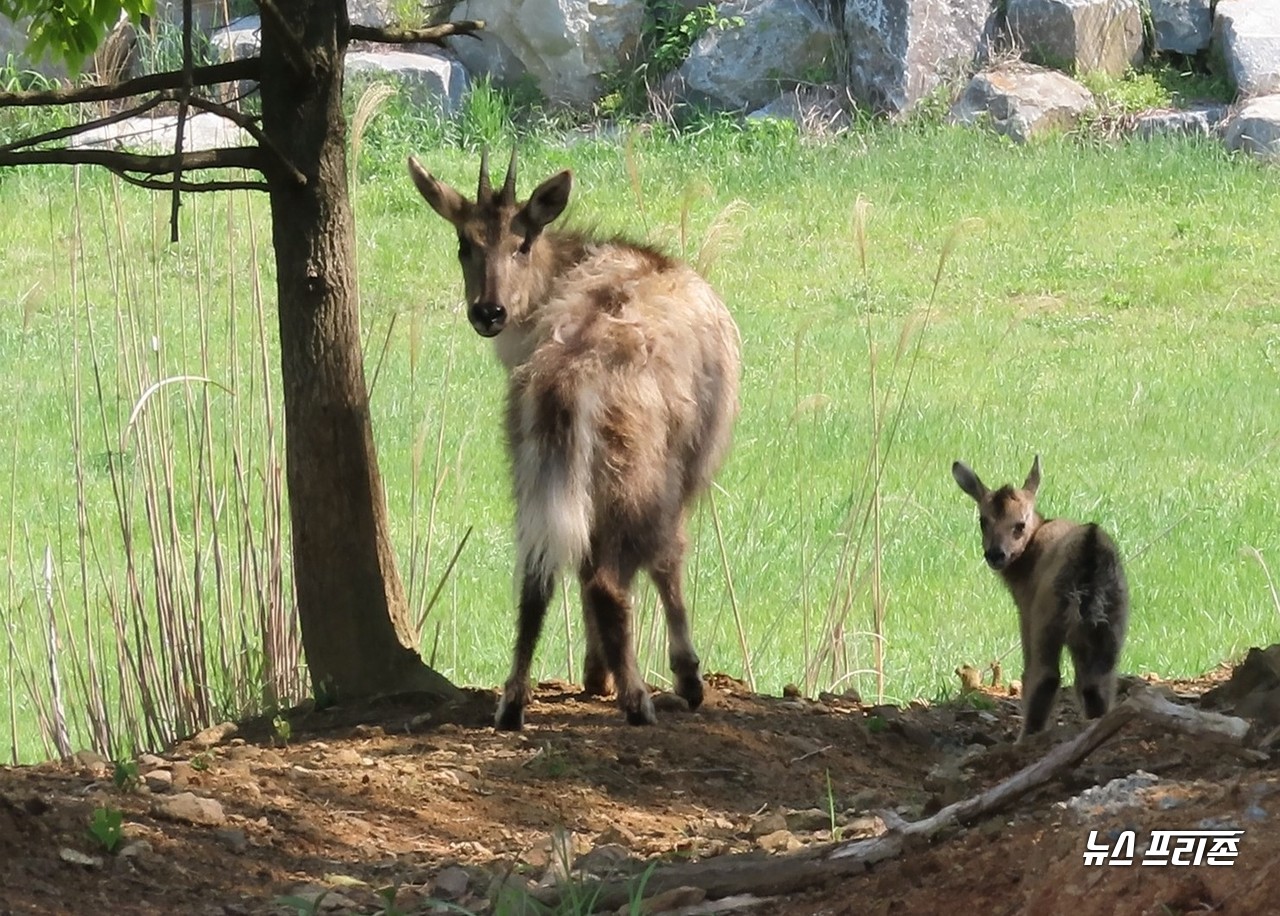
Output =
[
  {"x1": 582, "y1": 670, "x2": 614, "y2": 698},
  {"x1": 494, "y1": 699, "x2": 525, "y2": 731},
  {"x1": 623, "y1": 692, "x2": 657, "y2": 726},
  {"x1": 677, "y1": 674, "x2": 704, "y2": 711}
]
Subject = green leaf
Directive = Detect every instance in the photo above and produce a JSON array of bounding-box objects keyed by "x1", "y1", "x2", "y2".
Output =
[{"x1": 2, "y1": 0, "x2": 154, "y2": 72}]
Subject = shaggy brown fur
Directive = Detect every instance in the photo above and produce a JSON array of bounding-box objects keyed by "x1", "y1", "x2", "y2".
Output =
[
  {"x1": 952, "y1": 455, "x2": 1129, "y2": 741},
  {"x1": 408, "y1": 150, "x2": 741, "y2": 730}
]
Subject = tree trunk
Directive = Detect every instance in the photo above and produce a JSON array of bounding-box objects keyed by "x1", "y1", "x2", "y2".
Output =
[{"x1": 258, "y1": 0, "x2": 456, "y2": 703}]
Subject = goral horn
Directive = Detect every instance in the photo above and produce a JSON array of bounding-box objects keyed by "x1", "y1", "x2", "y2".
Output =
[
  {"x1": 499, "y1": 148, "x2": 518, "y2": 204},
  {"x1": 477, "y1": 146, "x2": 492, "y2": 202}
]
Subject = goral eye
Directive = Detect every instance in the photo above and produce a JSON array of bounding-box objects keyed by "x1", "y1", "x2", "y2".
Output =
[
  {"x1": 979, "y1": 517, "x2": 989, "y2": 532},
  {"x1": 1012, "y1": 522, "x2": 1026, "y2": 537},
  {"x1": 516, "y1": 235, "x2": 533, "y2": 257},
  {"x1": 457, "y1": 237, "x2": 473, "y2": 260}
]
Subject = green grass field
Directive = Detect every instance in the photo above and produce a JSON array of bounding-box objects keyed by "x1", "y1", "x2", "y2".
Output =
[{"x1": 2, "y1": 111, "x2": 1278, "y2": 762}]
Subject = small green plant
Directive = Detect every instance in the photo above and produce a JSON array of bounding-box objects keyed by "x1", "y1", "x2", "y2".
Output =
[
  {"x1": 1081, "y1": 62, "x2": 1233, "y2": 124},
  {"x1": 741, "y1": 115, "x2": 801, "y2": 150},
  {"x1": 273, "y1": 714, "x2": 293, "y2": 745},
  {"x1": 373, "y1": 883, "x2": 411, "y2": 916},
  {"x1": 456, "y1": 76, "x2": 519, "y2": 150},
  {"x1": 957, "y1": 690, "x2": 996, "y2": 711},
  {"x1": 112, "y1": 759, "x2": 140, "y2": 792},
  {"x1": 903, "y1": 81, "x2": 958, "y2": 130},
  {"x1": 1149, "y1": 60, "x2": 1234, "y2": 105},
  {"x1": 866, "y1": 715, "x2": 888, "y2": 735},
  {"x1": 134, "y1": 17, "x2": 220, "y2": 76},
  {"x1": 824, "y1": 769, "x2": 843, "y2": 842},
  {"x1": 87, "y1": 805, "x2": 124, "y2": 853},
  {"x1": 600, "y1": 0, "x2": 746, "y2": 117},
  {"x1": 797, "y1": 56, "x2": 839, "y2": 86},
  {"x1": 190, "y1": 752, "x2": 214, "y2": 772},
  {"x1": 650, "y1": 3, "x2": 742, "y2": 75},
  {"x1": 623, "y1": 861, "x2": 661, "y2": 915},
  {"x1": 0, "y1": 53, "x2": 73, "y2": 144},
  {"x1": 274, "y1": 892, "x2": 326, "y2": 916},
  {"x1": 526, "y1": 741, "x2": 570, "y2": 778},
  {"x1": 1081, "y1": 68, "x2": 1173, "y2": 114},
  {"x1": 387, "y1": 0, "x2": 425, "y2": 28},
  {"x1": 0, "y1": 53, "x2": 58, "y2": 93}
]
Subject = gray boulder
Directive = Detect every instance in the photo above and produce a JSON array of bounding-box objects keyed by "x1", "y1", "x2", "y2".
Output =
[
  {"x1": 150, "y1": 0, "x2": 234, "y2": 31},
  {"x1": 1149, "y1": 0, "x2": 1212, "y2": 55},
  {"x1": 1225, "y1": 93, "x2": 1280, "y2": 159},
  {"x1": 672, "y1": 0, "x2": 839, "y2": 112},
  {"x1": 1213, "y1": 0, "x2": 1280, "y2": 98},
  {"x1": 346, "y1": 50, "x2": 470, "y2": 116},
  {"x1": 747, "y1": 84, "x2": 853, "y2": 134},
  {"x1": 210, "y1": 15, "x2": 261, "y2": 62},
  {"x1": 1007, "y1": 0, "x2": 1144, "y2": 76},
  {"x1": 843, "y1": 0, "x2": 995, "y2": 114},
  {"x1": 213, "y1": 12, "x2": 468, "y2": 116},
  {"x1": 213, "y1": 1, "x2": 394, "y2": 61},
  {"x1": 449, "y1": 0, "x2": 645, "y2": 106},
  {"x1": 1133, "y1": 103, "x2": 1228, "y2": 139},
  {"x1": 69, "y1": 112, "x2": 250, "y2": 153},
  {"x1": 950, "y1": 63, "x2": 1094, "y2": 142},
  {"x1": 153, "y1": 0, "x2": 384, "y2": 30},
  {"x1": 348, "y1": 0, "x2": 392, "y2": 28}
]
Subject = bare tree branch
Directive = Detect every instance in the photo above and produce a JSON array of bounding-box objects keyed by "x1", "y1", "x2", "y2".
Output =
[
  {"x1": 184, "y1": 97, "x2": 305, "y2": 186},
  {"x1": 109, "y1": 170, "x2": 271, "y2": 193},
  {"x1": 0, "y1": 94, "x2": 304, "y2": 189},
  {"x1": 0, "y1": 94, "x2": 172, "y2": 154},
  {"x1": 0, "y1": 60, "x2": 261, "y2": 109},
  {"x1": 0, "y1": 146, "x2": 265, "y2": 174},
  {"x1": 349, "y1": 19, "x2": 485, "y2": 45}
]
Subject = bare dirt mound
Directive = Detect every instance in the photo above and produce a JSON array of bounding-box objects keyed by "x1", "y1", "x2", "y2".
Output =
[{"x1": 0, "y1": 662, "x2": 1277, "y2": 915}]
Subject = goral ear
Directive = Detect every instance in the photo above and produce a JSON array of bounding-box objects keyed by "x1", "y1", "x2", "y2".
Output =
[
  {"x1": 1023, "y1": 454, "x2": 1042, "y2": 495},
  {"x1": 515, "y1": 170, "x2": 572, "y2": 237},
  {"x1": 408, "y1": 156, "x2": 470, "y2": 228},
  {"x1": 952, "y1": 460, "x2": 987, "y2": 503}
]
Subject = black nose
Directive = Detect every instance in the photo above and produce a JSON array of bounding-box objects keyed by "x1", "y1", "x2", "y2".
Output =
[
  {"x1": 469, "y1": 301, "x2": 507, "y2": 337},
  {"x1": 984, "y1": 548, "x2": 1006, "y2": 569}
]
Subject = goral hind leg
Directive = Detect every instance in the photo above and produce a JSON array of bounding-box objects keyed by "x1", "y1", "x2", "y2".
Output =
[
  {"x1": 495, "y1": 570, "x2": 555, "y2": 731},
  {"x1": 649, "y1": 528, "x2": 704, "y2": 710},
  {"x1": 581, "y1": 603, "x2": 614, "y2": 698},
  {"x1": 581, "y1": 549, "x2": 654, "y2": 726}
]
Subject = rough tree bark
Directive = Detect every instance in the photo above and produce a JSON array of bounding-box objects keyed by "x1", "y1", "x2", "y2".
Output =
[{"x1": 257, "y1": 0, "x2": 456, "y2": 702}]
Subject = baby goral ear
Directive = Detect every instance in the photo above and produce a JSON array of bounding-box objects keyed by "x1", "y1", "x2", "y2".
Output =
[
  {"x1": 407, "y1": 156, "x2": 470, "y2": 228},
  {"x1": 952, "y1": 460, "x2": 987, "y2": 503},
  {"x1": 1023, "y1": 454, "x2": 1042, "y2": 495}
]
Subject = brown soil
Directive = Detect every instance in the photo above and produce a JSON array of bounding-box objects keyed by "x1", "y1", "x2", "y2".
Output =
[{"x1": 1, "y1": 667, "x2": 1277, "y2": 916}]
